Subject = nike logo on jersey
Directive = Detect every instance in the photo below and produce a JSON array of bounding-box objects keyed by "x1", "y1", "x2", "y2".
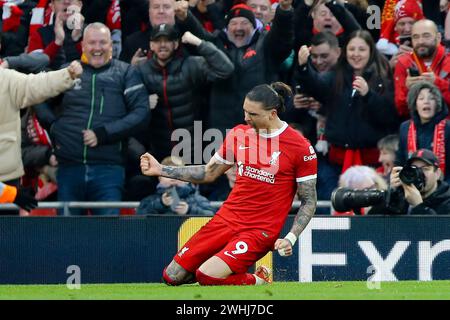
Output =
[
  {"x1": 239, "y1": 145, "x2": 250, "y2": 150},
  {"x1": 178, "y1": 247, "x2": 189, "y2": 257},
  {"x1": 223, "y1": 251, "x2": 237, "y2": 259}
]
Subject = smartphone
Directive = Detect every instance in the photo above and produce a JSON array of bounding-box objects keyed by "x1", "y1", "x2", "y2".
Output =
[
  {"x1": 295, "y1": 85, "x2": 306, "y2": 95},
  {"x1": 399, "y1": 35, "x2": 412, "y2": 46},
  {"x1": 409, "y1": 67, "x2": 420, "y2": 77},
  {"x1": 169, "y1": 187, "x2": 181, "y2": 212}
]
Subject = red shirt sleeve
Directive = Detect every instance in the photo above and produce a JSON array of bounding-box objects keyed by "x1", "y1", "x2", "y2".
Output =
[
  {"x1": 43, "y1": 40, "x2": 61, "y2": 62},
  {"x1": 214, "y1": 128, "x2": 237, "y2": 165},
  {"x1": 295, "y1": 143, "x2": 318, "y2": 183}
]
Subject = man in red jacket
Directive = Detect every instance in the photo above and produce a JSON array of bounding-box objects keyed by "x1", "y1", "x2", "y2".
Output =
[{"x1": 394, "y1": 19, "x2": 450, "y2": 119}]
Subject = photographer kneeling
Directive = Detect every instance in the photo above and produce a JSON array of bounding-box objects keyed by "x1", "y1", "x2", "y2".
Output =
[{"x1": 390, "y1": 149, "x2": 450, "y2": 214}]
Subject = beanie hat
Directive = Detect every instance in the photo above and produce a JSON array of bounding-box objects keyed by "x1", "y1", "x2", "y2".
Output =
[
  {"x1": 225, "y1": 4, "x2": 256, "y2": 29},
  {"x1": 394, "y1": 0, "x2": 424, "y2": 24},
  {"x1": 376, "y1": 0, "x2": 423, "y2": 56}
]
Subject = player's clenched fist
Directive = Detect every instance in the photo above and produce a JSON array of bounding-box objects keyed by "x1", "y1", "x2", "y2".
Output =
[
  {"x1": 274, "y1": 238, "x2": 293, "y2": 257},
  {"x1": 140, "y1": 152, "x2": 162, "y2": 176}
]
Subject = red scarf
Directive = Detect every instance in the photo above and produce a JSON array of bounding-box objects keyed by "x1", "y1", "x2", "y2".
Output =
[
  {"x1": 411, "y1": 44, "x2": 446, "y2": 74},
  {"x1": 0, "y1": 0, "x2": 24, "y2": 32},
  {"x1": 407, "y1": 119, "x2": 446, "y2": 175}
]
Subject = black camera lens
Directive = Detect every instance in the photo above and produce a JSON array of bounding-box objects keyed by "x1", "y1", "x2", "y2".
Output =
[
  {"x1": 331, "y1": 187, "x2": 386, "y2": 212},
  {"x1": 399, "y1": 165, "x2": 425, "y2": 190}
]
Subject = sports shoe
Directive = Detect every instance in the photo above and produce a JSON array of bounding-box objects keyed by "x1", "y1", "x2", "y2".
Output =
[{"x1": 254, "y1": 265, "x2": 272, "y2": 285}]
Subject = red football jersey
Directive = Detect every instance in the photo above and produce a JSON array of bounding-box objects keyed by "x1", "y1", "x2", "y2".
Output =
[{"x1": 214, "y1": 122, "x2": 317, "y2": 236}]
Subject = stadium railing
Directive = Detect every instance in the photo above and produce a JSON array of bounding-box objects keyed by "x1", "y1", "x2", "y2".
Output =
[{"x1": 0, "y1": 201, "x2": 333, "y2": 215}]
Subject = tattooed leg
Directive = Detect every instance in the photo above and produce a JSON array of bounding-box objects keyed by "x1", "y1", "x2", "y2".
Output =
[{"x1": 162, "y1": 260, "x2": 196, "y2": 286}]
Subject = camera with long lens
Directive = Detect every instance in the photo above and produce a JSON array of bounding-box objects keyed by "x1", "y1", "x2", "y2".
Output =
[
  {"x1": 331, "y1": 186, "x2": 406, "y2": 214},
  {"x1": 398, "y1": 164, "x2": 425, "y2": 190},
  {"x1": 331, "y1": 188, "x2": 387, "y2": 213}
]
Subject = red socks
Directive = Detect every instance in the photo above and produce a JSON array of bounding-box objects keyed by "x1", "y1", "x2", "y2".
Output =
[{"x1": 196, "y1": 269, "x2": 256, "y2": 286}]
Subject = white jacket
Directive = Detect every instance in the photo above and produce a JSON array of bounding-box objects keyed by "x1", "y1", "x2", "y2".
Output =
[{"x1": 0, "y1": 67, "x2": 74, "y2": 181}]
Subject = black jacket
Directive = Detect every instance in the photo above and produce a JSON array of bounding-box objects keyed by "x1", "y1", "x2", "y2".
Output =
[
  {"x1": 138, "y1": 41, "x2": 234, "y2": 159},
  {"x1": 137, "y1": 41, "x2": 234, "y2": 161},
  {"x1": 367, "y1": 181, "x2": 450, "y2": 215},
  {"x1": 408, "y1": 181, "x2": 450, "y2": 215},
  {"x1": 49, "y1": 59, "x2": 150, "y2": 166},
  {"x1": 206, "y1": 6, "x2": 294, "y2": 135},
  {"x1": 119, "y1": 11, "x2": 208, "y2": 63},
  {"x1": 294, "y1": 1, "x2": 362, "y2": 52},
  {"x1": 396, "y1": 102, "x2": 450, "y2": 182},
  {"x1": 36, "y1": 25, "x2": 81, "y2": 70},
  {"x1": 296, "y1": 62, "x2": 399, "y2": 149}
]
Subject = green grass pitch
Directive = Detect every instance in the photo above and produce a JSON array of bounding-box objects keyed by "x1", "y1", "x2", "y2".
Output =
[{"x1": 0, "y1": 281, "x2": 449, "y2": 300}]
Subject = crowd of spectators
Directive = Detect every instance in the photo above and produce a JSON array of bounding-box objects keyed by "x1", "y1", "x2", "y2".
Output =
[{"x1": 1, "y1": 0, "x2": 450, "y2": 216}]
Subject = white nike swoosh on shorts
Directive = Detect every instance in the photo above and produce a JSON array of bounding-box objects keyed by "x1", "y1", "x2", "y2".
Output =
[{"x1": 223, "y1": 251, "x2": 237, "y2": 259}]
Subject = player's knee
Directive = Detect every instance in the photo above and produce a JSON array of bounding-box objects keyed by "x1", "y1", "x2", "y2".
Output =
[
  {"x1": 162, "y1": 265, "x2": 195, "y2": 286},
  {"x1": 162, "y1": 267, "x2": 181, "y2": 286}
]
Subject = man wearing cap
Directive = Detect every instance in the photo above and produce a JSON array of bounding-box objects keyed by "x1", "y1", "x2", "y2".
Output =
[
  {"x1": 136, "y1": 24, "x2": 234, "y2": 163},
  {"x1": 394, "y1": 19, "x2": 450, "y2": 119},
  {"x1": 120, "y1": 0, "x2": 208, "y2": 64},
  {"x1": 201, "y1": 0, "x2": 294, "y2": 136},
  {"x1": 390, "y1": 149, "x2": 450, "y2": 214}
]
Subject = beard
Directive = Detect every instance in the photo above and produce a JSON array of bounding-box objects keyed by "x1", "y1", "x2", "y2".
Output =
[{"x1": 415, "y1": 43, "x2": 437, "y2": 59}]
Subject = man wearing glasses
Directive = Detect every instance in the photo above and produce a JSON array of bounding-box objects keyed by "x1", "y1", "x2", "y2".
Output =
[{"x1": 394, "y1": 19, "x2": 450, "y2": 120}]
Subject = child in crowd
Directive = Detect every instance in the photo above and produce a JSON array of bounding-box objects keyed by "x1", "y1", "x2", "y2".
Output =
[
  {"x1": 137, "y1": 156, "x2": 215, "y2": 215},
  {"x1": 376, "y1": 134, "x2": 399, "y2": 182}
]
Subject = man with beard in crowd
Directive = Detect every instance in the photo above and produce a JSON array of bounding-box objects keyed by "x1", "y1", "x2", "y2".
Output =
[{"x1": 394, "y1": 19, "x2": 450, "y2": 119}]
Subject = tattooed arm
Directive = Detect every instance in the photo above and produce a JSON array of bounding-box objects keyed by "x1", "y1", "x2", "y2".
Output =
[
  {"x1": 274, "y1": 179, "x2": 317, "y2": 256},
  {"x1": 140, "y1": 152, "x2": 232, "y2": 184}
]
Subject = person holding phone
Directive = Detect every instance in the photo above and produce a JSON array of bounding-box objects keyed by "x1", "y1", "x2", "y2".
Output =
[
  {"x1": 376, "y1": 0, "x2": 423, "y2": 63},
  {"x1": 394, "y1": 19, "x2": 450, "y2": 119},
  {"x1": 289, "y1": 31, "x2": 340, "y2": 146},
  {"x1": 296, "y1": 30, "x2": 399, "y2": 186},
  {"x1": 137, "y1": 156, "x2": 215, "y2": 215}
]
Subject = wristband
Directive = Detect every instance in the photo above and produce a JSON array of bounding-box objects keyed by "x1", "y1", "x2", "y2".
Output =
[{"x1": 284, "y1": 232, "x2": 297, "y2": 247}]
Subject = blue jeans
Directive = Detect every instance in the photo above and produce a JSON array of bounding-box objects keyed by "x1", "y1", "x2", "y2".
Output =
[{"x1": 57, "y1": 164, "x2": 125, "y2": 216}]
